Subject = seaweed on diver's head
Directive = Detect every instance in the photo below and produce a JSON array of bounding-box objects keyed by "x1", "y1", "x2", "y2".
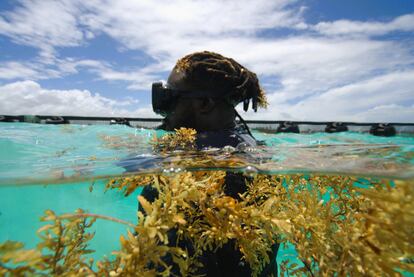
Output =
[
  {"x1": 1, "y1": 129, "x2": 413, "y2": 276},
  {"x1": 174, "y1": 51, "x2": 268, "y2": 109}
]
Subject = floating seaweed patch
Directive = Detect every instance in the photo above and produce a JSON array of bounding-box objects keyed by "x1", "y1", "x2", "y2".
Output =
[
  {"x1": 152, "y1": 127, "x2": 197, "y2": 153},
  {"x1": 99, "y1": 133, "x2": 151, "y2": 152}
]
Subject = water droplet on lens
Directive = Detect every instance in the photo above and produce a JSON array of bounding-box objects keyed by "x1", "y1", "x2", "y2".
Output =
[
  {"x1": 236, "y1": 142, "x2": 249, "y2": 152},
  {"x1": 244, "y1": 165, "x2": 258, "y2": 177},
  {"x1": 222, "y1": 145, "x2": 236, "y2": 154},
  {"x1": 162, "y1": 168, "x2": 173, "y2": 175},
  {"x1": 162, "y1": 167, "x2": 183, "y2": 175}
]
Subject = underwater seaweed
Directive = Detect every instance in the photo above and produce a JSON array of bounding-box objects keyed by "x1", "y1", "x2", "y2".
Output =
[
  {"x1": 1, "y1": 128, "x2": 413, "y2": 276},
  {"x1": 0, "y1": 209, "x2": 96, "y2": 276},
  {"x1": 99, "y1": 133, "x2": 151, "y2": 152}
]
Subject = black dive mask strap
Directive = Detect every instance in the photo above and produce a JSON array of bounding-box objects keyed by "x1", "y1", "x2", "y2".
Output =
[
  {"x1": 153, "y1": 81, "x2": 259, "y2": 116},
  {"x1": 234, "y1": 109, "x2": 255, "y2": 139}
]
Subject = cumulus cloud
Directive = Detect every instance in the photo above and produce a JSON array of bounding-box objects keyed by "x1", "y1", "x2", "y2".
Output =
[
  {"x1": 0, "y1": 57, "x2": 119, "y2": 84},
  {"x1": 355, "y1": 104, "x2": 414, "y2": 123},
  {"x1": 80, "y1": 0, "x2": 303, "y2": 56},
  {"x1": 90, "y1": 63, "x2": 165, "y2": 91},
  {"x1": 0, "y1": 80, "x2": 155, "y2": 117},
  {"x1": 0, "y1": 0, "x2": 303, "y2": 59},
  {"x1": 0, "y1": 61, "x2": 40, "y2": 80},
  {"x1": 243, "y1": 70, "x2": 414, "y2": 123},
  {"x1": 222, "y1": 37, "x2": 413, "y2": 101},
  {"x1": 0, "y1": 0, "x2": 85, "y2": 57},
  {"x1": 0, "y1": 0, "x2": 413, "y2": 122},
  {"x1": 313, "y1": 13, "x2": 414, "y2": 37}
]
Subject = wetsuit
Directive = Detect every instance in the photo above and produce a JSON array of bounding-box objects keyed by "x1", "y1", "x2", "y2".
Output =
[{"x1": 127, "y1": 128, "x2": 279, "y2": 276}]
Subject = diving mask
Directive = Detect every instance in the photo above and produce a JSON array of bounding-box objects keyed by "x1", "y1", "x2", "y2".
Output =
[{"x1": 152, "y1": 82, "x2": 224, "y2": 116}]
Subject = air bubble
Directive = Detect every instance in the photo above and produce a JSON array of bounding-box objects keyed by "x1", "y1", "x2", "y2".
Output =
[
  {"x1": 236, "y1": 142, "x2": 249, "y2": 152},
  {"x1": 164, "y1": 167, "x2": 174, "y2": 174},
  {"x1": 236, "y1": 142, "x2": 256, "y2": 153},
  {"x1": 244, "y1": 165, "x2": 258, "y2": 177},
  {"x1": 162, "y1": 167, "x2": 183, "y2": 175},
  {"x1": 222, "y1": 145, "x2": 236, "y2": 154}
]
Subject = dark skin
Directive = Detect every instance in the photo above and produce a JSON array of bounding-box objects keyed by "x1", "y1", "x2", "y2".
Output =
[
  {"x1": 162, "y1": 67, "x2": 236, "y2": 132},
  {"x1": 163, "y1": 97, "x2": 236, "y2": 131}
]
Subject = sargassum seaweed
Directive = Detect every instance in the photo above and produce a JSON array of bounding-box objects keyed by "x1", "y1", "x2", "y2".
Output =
[{"x1": 1, "y1": 128, "x2": 413, "y2": 276}]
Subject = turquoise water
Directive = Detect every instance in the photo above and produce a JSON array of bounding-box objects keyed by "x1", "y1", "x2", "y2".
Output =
[
  {"x1": 0, "y1": 123, "x2": 153, "y2": 261},
  {"x1": 0, "y1": 122, "x2": 413, "y2": 273},
  {"x1": 0, "y1": 180, "x2": 141, "y2": 261},
  {"x1": 1, "y1": 123, "x2": 413, "y2": 185}
]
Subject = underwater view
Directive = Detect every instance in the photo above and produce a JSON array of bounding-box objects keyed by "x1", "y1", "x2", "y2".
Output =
[{"x1": 0, "y1": 122, "x2": 413, "y2": 276}]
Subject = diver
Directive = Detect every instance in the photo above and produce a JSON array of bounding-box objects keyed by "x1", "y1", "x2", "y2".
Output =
[{"x1": 141, "y1": 51, "x2": 278, "y2": 276}]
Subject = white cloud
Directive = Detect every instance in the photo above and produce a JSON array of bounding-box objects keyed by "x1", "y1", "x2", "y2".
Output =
[
  {"x1": 208, "y1": 37, "x2": 413, "y2": 101},
  {"x1": 0, "y1": 0, "x2": 413, "y2": 122},
  {"x1": 0, "y1": 80, "x2": 155, "y2": 117},
  {"x1": 0, "y1": 0, "x2": 85, "y2": 57},
  {"x1": 3, "y1": 1, "x2": 410, "y2": 92},
  {"x1": 314, "y1": 13, "x2": 414, "y2": 37},
  {"x1": 0, "y1": 62, "x2": 40, "y2": 80},
  {"x1": 80, "y1": 0, "x2": 302, "y2": 52},
  {"x1": 0, "y1": 58, "x2": 108, "y2": 82},
  {"x1": 355, "y1": 104, "x2": 414, "y2": 123},
  {"x1": 91, "y1": 65, "x2": 162, "y2": 91},
  {"x1": 292, "y1": 70, "x2": 414, "y2": 119},
  {"x1": 0, "y1": 56, "x2": 162, "y2": 92},
  {"x1": 0, "y1": 0, "x2": 303, "y2": 58},
  {"x1": 243, "y1": 70, "x2": 414, "y2": 123},
  {"x1": 0, "y1": 60, "x2": 69, "y2": 81}
]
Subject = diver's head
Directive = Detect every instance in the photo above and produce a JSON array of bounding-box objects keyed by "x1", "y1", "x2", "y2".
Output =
[{"x1": 152, "y1": 51, "x2": 267, "y2": 131}]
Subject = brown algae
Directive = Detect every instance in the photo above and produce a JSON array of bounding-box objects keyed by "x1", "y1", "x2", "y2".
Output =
[{"x1": 0, "y1": 128, "x2": 413, "y2": 276}]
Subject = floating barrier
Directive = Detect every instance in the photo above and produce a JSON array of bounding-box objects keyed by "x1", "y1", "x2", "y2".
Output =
[
  {"x1": 45, "y1": 116, "x2": 67, "y2": 124},
  {"x1": 110, "y1": 118, "x2": 131, "y2": 126},
  {"x1": 1, "y1": 115, "x2": 413, "y2": 136},
  {"x1": 0, "y1": 115, "x2": 23, "y2": 122},
  {"x1": 276, "y1": 121, "x2": 299, "y2": 133},
  {"x1": 369, "y1": 123, "x2": 396, "y2": 137},
  {"x1": 325, "y1": 122, "x2": 348, "y2": 133}
]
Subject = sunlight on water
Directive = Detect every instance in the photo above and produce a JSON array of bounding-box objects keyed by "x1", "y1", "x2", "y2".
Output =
[{"x1": 1, "y1": 123, "x2": 413, "y2": 185}]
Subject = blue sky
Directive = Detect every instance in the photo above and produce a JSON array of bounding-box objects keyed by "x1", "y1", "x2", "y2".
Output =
[{"x1": 0, "y1": 0, "x2": 413, "y2": 122}]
